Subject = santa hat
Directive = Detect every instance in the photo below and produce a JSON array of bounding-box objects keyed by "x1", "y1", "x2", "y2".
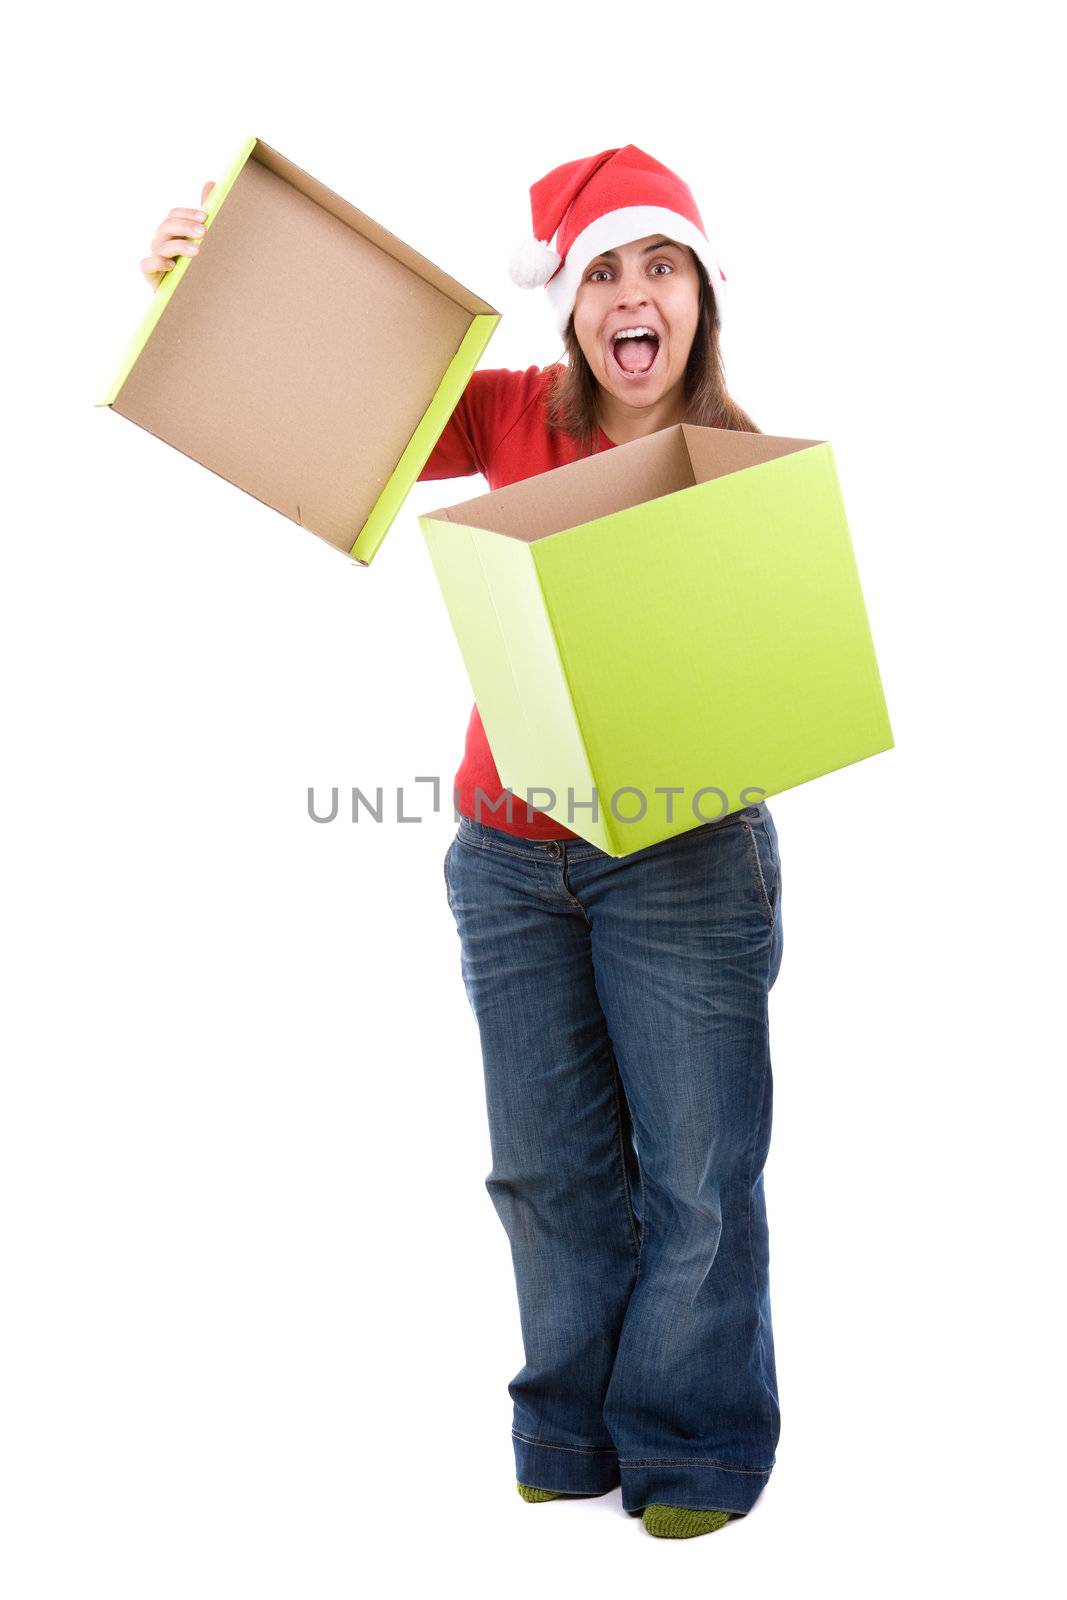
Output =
[{"x1": 508, "y1": 144, "x2": 727, "y2": 335}]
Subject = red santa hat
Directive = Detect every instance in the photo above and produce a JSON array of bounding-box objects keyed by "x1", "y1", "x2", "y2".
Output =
[{"x1": 508, "y1": 144, "x2": 727, "y2": 335}]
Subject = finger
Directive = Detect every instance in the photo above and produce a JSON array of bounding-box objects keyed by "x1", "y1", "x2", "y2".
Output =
[
  {"x1": 147, "y1": 243, "x2": 200, "y2": 270},
  {"x1": 141, "y1": 257, "x2": 180, "y2": 278},
  {"x1": 153, "y1": 208, "x2": 208, "y2": 255},
  {"x1": 154, "y1": 216, "x2": 206, "y2": 244},
  {"x1": 142, "y1": 240, "x2": 200, "y2": 273},
  {"x1": 201, "y1": 179, "x2": 215, "y2": 203}
]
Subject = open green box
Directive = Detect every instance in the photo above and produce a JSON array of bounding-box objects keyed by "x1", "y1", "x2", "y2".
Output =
[
  {"x1": 97, "y1": 134, "x2": 499, "y2": 564},
  {"x1": 420, "y1": 424, "x2": 894, "y2": 856}
]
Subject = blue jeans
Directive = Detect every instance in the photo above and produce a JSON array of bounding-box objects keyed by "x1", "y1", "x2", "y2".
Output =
[{"x1": 443, "y1": 800, "x2": 784, "y2": 1515}]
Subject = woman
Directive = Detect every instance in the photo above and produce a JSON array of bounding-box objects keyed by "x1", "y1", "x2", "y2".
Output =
[{"x1": 141, "y1": 145, "x2": 783, "y2": 1541}]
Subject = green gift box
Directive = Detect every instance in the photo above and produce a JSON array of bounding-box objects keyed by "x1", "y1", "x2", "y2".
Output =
[
  {"x1": 420, "y1": 423, "x2": 893, "y2": 856},
  {"x1": 96, "y1": 134, "x2": 499, "y2": 565}
]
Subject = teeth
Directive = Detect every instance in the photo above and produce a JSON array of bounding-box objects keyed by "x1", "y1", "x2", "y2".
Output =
[{"x1": 612, "y1": 326, "x2": 658, "y2": 342}]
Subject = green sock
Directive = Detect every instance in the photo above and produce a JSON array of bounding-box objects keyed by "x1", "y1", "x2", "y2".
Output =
[
  {"x1": 642, "y1": 1504, "x2": 735, "y2": 1538},
  {"x1": 516, "y1": 1481, "x2": 561, "y2": 1502}
]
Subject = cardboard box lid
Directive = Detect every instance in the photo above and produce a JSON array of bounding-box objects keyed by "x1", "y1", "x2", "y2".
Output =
[
  {"x1": 420, "y1": 424, "x2": 893, "y2": 855},
  {"x1": 97, "y1": 134, "x2": 500, "y2": 565}
]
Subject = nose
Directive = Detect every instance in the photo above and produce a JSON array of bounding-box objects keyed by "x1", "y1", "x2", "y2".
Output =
[
  {"x1": 614, "y1": 262, "x2": 649, "y2": 308},
  {"x1": 615, "y1": 277, "x2": 648, "y2": 309}
]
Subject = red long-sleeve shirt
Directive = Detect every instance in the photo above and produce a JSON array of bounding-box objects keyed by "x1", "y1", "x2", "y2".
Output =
[{"x1": 418, "y1": 364, "x2": 617, "y2": 842}]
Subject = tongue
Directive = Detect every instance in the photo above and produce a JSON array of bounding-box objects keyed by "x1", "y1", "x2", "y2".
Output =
[{"x1": 615, "y1": 336, "x2": 657, "y2": 373}]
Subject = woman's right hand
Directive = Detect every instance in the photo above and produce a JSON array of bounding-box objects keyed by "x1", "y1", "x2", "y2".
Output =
[{"x1": 140, "y1": 180, "x2": 216, "y2": 290}]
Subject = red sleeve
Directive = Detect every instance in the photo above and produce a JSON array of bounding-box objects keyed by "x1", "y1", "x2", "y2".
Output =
[{"x1": 418, "y1": 366, "x2": 542, "y2": 482}]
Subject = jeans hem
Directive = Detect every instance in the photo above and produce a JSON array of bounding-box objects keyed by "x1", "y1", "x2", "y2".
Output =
[
  {"x1": 617, "y1": 1458, "x2": 774, "y2": 1515},
  {"x1": 512, "y1": 1431, "x2": 622, "y2": 1495}
]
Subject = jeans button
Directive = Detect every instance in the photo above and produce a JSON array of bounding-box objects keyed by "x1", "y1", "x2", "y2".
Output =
[{"x1": 547, "y1": 841, "x2": 562, "y2": 857}]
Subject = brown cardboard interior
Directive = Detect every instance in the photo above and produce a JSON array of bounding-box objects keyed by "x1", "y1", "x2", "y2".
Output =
[
  {"x1": 112, "y1": 139, "x2": 497, "y2": 553},
  {"x1": 425, "y1": 422, "x2": 823, "y2": 543}
]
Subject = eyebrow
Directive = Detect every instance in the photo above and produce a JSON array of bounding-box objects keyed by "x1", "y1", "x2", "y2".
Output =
[{"x1": 590, "y1": 238, "x2": 682, "y2": 264}]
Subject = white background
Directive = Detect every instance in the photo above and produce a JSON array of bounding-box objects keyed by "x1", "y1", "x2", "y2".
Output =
[{"x1": 3, "y1": 2, "x2": 1063, "y2": 1595}]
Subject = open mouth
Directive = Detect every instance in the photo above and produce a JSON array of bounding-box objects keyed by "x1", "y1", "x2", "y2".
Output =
[{"x1": 610, "y1": 327, "x2": 661, "y2": 379}]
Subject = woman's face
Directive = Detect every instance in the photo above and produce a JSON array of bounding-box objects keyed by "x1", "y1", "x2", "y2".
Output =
[{"x1": 571, "y1": 234, "x2": 701, "y2": 413}]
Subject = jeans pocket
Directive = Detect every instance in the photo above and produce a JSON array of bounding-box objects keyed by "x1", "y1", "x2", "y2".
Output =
[{"x1": 740, "y1": 815, "x2": 781, "y2": 927}]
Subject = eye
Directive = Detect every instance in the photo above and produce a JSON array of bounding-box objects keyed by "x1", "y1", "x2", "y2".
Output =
[
  {"x1": 588, "y1": 267, "x2": 611, "y2": 282},
  {"x1": 650, "y1": 261, "x2": 673, "y2": 275}
]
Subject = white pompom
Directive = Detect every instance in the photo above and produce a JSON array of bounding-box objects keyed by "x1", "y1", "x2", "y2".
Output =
[{"x1": 508, "y1": 236, "x2": 562, "y2": 289}]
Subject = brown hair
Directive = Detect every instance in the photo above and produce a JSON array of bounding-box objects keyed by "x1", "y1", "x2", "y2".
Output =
[{"x1": 544, "y1": 249, "x2": 760, "y2": 454}]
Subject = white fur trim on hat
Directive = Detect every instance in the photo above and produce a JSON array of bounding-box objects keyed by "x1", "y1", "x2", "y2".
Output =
[{"x1": 543, "y1": 205, "x2": 725, "y2": 334}]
